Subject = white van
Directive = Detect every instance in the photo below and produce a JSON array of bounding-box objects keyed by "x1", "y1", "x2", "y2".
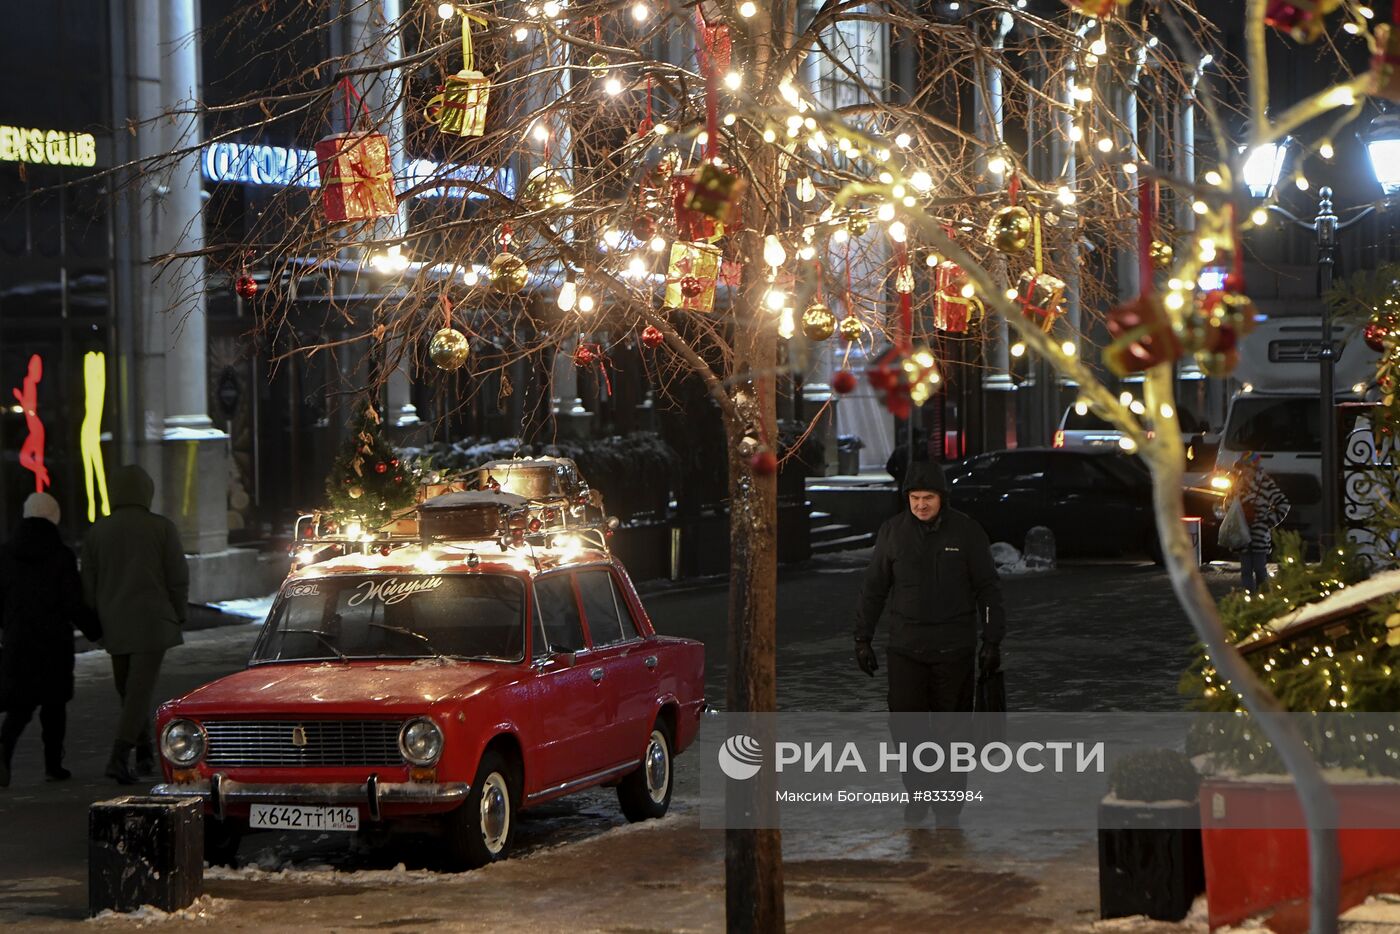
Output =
[{"x1": 1216, "y1": 316, "x2": 1378, "y2": 539}]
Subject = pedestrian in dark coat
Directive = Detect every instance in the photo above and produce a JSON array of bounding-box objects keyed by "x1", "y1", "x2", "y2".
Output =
[
  {"x1": 81, "y1": 465, "x2": 188, "y2": 784},
  {"x1": 0, "y1": 493, "x2": 100, "y2": 786},
  {"x1": 854, "y1": 461, "x2": 1005, "y2": 826}
]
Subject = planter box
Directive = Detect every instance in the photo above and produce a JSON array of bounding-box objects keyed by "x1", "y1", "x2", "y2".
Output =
[
  {"x1": 1098, "y1": 800, "x2": 1205, "y2": 922},
  {"x1": 89, "y1": 796, "x2": 203, "y2": 916},
  {"x1": 1199, "y1": 778, "x2": 1400, "y2": 931}
]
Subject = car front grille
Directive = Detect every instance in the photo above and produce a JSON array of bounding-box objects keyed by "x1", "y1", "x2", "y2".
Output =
[{"x1": 202, "y1": 720, "x2": 405, "y2": 768}]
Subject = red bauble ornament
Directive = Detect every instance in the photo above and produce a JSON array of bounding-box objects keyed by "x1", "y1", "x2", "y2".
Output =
[
  {"x1": 234, "y1": 275, "x2": 258, "y2": 300},
  {"x1": 631, "y1": 215, "x2": 657, "y2": 240},
  {"x1": 641, "y1": 325, "x2": 665, "y2": 350},
  {"x1": 680, "y1": 276, "x2": 704, "y2": 298},
  {"x1": 887, "y1": 397, "x2": 912, "y2": 420},
  {"x1": 375, "y1": 461, "x2": 388, "y2": 474},
  {"x1": 750, "y1": 450, "x2": 778, "y2": 476},
  {"x1": 832, "y1": 370, "x2": 858, "y2": 395},
  {"x1": 1365, "y1": 321, "x2": 1389, "y2": 353},
  {"x1": 574, "y1": 345, "x2": 597, "y2": 366},
  {"x1": 390, "y1": 457, "x2": 400, "y2": 468}
]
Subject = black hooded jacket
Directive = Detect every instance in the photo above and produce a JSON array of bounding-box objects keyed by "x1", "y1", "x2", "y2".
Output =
[
  {"x1": 0, "y1": 517, "x2": 100, "y2": 707},
  {"x1": 854, "y1": 462, "x2": 1005, "y2": 657}
]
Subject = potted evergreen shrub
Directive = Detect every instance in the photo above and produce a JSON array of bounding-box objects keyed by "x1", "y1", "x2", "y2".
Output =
[{"x1": 1098, "y1": 748, "x2": 1205, "y2": 922}]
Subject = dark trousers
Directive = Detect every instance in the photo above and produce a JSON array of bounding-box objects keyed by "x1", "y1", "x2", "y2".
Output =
[
  {"x1": 1, "y1": 700, "x2": 67, "y2": 769},
  {"x1": 112, "y1": 651, "x2": 165, "y2": 748},
  {"x1": 887, "y1": 648, "x2": 976, "y2": 814},
  {"x1": 1241, "y1": 549, "x2": 1270, "y2": 593}
]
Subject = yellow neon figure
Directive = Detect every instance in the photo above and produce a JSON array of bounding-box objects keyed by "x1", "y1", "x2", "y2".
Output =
[{"x1": 82, "y1": 351, "x2": 111, "y2": 522}]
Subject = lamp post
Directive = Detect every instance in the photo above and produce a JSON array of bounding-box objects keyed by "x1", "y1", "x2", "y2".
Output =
[{"x1": 1244, "y1": 111, "x2": 1399, "y2": 550}]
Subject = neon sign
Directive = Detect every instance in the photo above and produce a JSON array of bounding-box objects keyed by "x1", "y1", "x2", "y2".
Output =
[
  {"x1": 13, "y1": 354, "x2": 48, "y2": 492},
  {"x1": 0, "y1": 126, "x2": 97, "y2": 168},
  {"x1": 82, "y1": 351, "x2": 111, "y2": 522},
  {"x1": 201, "y1": 142, "x2": 513, "y2": 200}
]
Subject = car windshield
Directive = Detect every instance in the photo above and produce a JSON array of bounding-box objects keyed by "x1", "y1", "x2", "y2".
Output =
[
  {"x1": 252, "y1": 574, "x2": 525, "y2": 663},
  {"x1": 1223, "y1": 397, "x2": 1322, "y2": 452}
]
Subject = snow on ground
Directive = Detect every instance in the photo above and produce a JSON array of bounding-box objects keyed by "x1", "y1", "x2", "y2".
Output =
[
  {"x1": 207, "y1": 593, "x2": 277, "y2": 622},
  {"x1": 206, "y1": 860, "x2": 463, "y2": 887},
  {"x1": 89, "y1": 895, "x2": 226, "y2": 925}
]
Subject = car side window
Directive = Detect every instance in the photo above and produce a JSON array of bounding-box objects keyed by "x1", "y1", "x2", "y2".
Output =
[
  {"x1": 533, "y1": 574, "x2": 584, "y2": 654},
  {"x1": 576, "y1": 570, "x2": 637, "y2": 646},
  {"x1": 1049, "y1": 456, "x2": 1116, "y2": 491}
]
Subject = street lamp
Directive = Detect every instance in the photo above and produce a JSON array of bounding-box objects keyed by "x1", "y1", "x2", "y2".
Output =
[
  {"x1": 1255, "y1": 134, "x2": 1390, "y2": 551},
  {"x1": 1364, "y1": 112, "x2": 1400, "y2": 196}
]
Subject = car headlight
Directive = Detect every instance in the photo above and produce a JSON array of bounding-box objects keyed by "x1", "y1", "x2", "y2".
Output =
[
  {"x1": 1209, "y1": 474, "x2": 1233, "y2": 491},
  {"x1": 399, "y1": 717, "x2": 444, "y2": 766},
  {"x1": 160, "y1": 719, "x2": 206, "y2": 766}
]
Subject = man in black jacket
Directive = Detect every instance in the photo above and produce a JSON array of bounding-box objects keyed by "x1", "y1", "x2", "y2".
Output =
[{"x1": 854, "y1": 461, "x2": 1004, "y2": 825}]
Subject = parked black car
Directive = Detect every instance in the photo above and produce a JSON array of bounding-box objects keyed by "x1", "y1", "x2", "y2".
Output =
[{"x1": 943, "y1": 448, "x2": 1226, "y2": 563}]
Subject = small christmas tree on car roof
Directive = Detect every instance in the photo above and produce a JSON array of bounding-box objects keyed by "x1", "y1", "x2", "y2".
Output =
[{"x1": 324, "y1": 401, "x2": 417, "y2": 530}]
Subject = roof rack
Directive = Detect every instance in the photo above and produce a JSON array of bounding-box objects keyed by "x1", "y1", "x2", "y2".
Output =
[{"x1": 290, "y1": 456, "x2": 615, "y2": 567}]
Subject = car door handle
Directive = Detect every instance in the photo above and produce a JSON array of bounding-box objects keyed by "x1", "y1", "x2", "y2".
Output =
[
  {"x1": 645, "y1": 655, "x2": 658, "y2": 669},
  {"x1": 590, "y1": 667, "x2": 605, "y2": 682}
]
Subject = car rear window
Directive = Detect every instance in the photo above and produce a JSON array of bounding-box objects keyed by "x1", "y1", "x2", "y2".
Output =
[
  {"x1": 254, "y1": 574, "x2": 525, "y2": 663},
  {"x1": 1223, "y1": 397, "x2": 1322, "y2": 452},
  {"x1": 1062, "y1": 409, "x2": 1119, "y2": 432}
]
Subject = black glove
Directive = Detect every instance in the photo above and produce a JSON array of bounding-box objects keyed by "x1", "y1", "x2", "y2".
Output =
[
  {"x1": 855, "y1": 639, "x2": 879, "y2": 677},
  {"x1": 978, "y1": 641, "x2": 1001, "y2": 676}
]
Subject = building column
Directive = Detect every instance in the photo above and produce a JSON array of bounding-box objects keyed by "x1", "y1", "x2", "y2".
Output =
[{"x1": 127, "y1": 0, "x2": 229, "y2": 555}]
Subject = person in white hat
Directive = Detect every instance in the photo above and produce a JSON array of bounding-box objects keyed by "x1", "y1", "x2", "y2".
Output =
[{"x1": 0, "y1": 493, "x2": 100, "y2": 785}]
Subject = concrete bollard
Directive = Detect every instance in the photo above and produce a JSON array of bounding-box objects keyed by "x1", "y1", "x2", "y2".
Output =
[{"x1": 88, "y1": 796, "x2": 203, "y2": 916}]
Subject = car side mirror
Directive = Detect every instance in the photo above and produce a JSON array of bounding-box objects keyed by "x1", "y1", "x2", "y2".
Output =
[{"x1": 550, "y1": 645, "x2": 577, "y2": 665}]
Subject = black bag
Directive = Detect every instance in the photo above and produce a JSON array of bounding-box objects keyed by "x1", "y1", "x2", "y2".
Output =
[{"x1": 974, "y1": 669, "x2": 1006, "y2": 745}]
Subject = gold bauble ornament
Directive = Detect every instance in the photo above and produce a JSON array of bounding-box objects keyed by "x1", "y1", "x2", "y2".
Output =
[
  {"x1": 587, "y1": 52, "x2": 610, "y2": 69},
  {"x1": 348, "y1": 485, "x2": 364, "y2": 500},
  {"x1": 838, "y1": 315, "x2": 864, "y2": 342},
  {"x1": 801, "y1": 303, "x2": 836, "y2": 341},
  {"x1": 429, "y1": 327, "x2": 471, "y2": 371},
  {"x1": 489, "y1": 252, "x2": 530, "y2": 294},
  {"x1": 846, "y1": 214, "x2": 871, "y2": 237},
  {"x1": 987, "y1": 205, "x2": 1033, "y2": 254},
  {"x1": 520, "y1": 166, "x2": 574, "y2": 212},
  {"x1": 1150, "y1": 240, "x2": 1174, "y2": 269}
]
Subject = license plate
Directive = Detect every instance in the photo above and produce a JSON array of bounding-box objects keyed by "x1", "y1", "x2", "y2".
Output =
[{"x1": 249, "y1": 804, "x2": 359, "y2": 832}]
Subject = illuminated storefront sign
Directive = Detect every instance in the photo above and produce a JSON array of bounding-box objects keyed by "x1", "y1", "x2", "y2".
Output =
[
  {"x1": 82, "y1": 351, "x2": 111, "y2": 522},
  {"x1": 201, "y1": 142, "x2": 513, "y2": 199},
  {"x1": 0, "y1": 125, "x2": 97, "y2": 168},
  {"x1": 13, "y1": 354, "x2": 49, "y2": 493}
]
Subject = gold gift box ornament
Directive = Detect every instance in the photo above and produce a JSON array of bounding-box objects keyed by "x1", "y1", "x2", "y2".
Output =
[
  {"x1": 425, "y1": 13, "x2": 490, "y2": 137},
  {"x1": 664, "y1": 241, "x2": 723, "y2": 312},
  {"x1": 1015, "y1": 269, "x2": 1066, "y2": 333},
  {"x1": 1373, "y1": 23, "x2": 1400, "y2": 102}
]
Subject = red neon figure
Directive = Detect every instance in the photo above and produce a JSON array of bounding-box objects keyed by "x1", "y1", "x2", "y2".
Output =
[{"x1": 15, "y1": 354, "x2": 49, "y2": 492}]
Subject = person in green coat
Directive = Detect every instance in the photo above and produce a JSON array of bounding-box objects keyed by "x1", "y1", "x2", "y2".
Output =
[{"x1": 81, "y1": 465, "x2": 188, "y2": 784}]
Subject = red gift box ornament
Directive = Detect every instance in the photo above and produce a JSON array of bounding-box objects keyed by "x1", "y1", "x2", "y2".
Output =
[
  {"x1": 424, "y1": 13, "x2": 490, "y2": 137},
  {"x1": 316, "y1": 78, "x2": 398, "y2": 223},
  {"x1": 1372, "y1": 22, "x2": 1400, "y2": 102},
  {"x1": 1105, "y1": 294, "x2": 1180, "y2": 376},
  {"x1": 934, "y1": 260, "x2": 981, "y2": 334},
  {"x1": 673, "y1": 166, "x2": 745, "y2": 241},
  {"x1": 1264, "y1": 0, "x2": 1341, "y2": 43},
  {"x1": 664, "y1": 241, "x2": 722, "y2": 312}
]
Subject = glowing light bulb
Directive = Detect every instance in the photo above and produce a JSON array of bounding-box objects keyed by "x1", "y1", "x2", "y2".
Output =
[
  {"x1": 604, "y1": 76, "x2": 623, "y2": 95},
  {"x1": 464, "y1": 269, "x2": 480, "y2": 286},
  {"x1": 876, "y1": 203, "x2": 895, "y2": 222},
  {"x1": 1320, "y1": 142, "x2": 1335, "y2": 160},
  {"x1": 627, "y1": 255, "x2": 647, "y2": 279},
  {"x1": 723, "y1": 113, "x2": 737, "y2": 126},
  {"x1": 514, "y1": 26, "x2": 529, "y2": 41},
  {"x1": 762, "y1": 128, "x2": 776, "y2": 143},
  {"x1": 1057, "y1": 185, "x2": 1076, "y2": 206},
  {"x1": 925, "y1": 253, "x2": 939, "y2": 267},
  {"x1": 1251, "y1": 207, "x2": 1269, "y2": 227},
  {"x1": 1159, "y1": 403, "x2": 1174, "y2": 419},
  {"x1": 532, "y1": 123, "x2": 550, "y2": 142},
  {"x1": 653, "y1": 122, "x2": 670, "y2": 135},
  {"x1": 438, "y1": 2, "x2": 455, "y2": 18},
  {"x1": 1204, "y1": 170, "x2": 1223, "y2": 187},
  {"x1": 739, "y1": 0, "x2": 756, "y2": 16},
  {"x1": 763, "y1": 235, "x2": 787, "y2": 268},
  {"x1": 1123, "y1": 162, "x2": 1138, "y2": 175},
  {"x1": 778, "y1": 307, "x2": 795, "y2": 340},
  {"x1": 1097, "y1": 137, "x2": 1113, "y2": 153},
  {"x1": 602, "y1": 228, "x2": 622, "y2": 248},
  {"x1": 895, "y1": 132, "x2": 912, "y2": 149},
  {"x1": 764, "y1": 287, "x2": 787, "y2": 311},
  {"x1": 1061, "y1": 341, "x2": 1077, "y2": 357},
  {"x1": 888, "y1": 220, "x2": 907, "y2": 243},
  {"x1": 1296, "y1": 176, "x2": 1310, "y2": 191},
  {"x1": 832, "y1": 227, "x2": 849, "y2": 244},
  {"x1": 798, "y1": 245, "x2": 816, "y2": 261},
  {"x1": 987, "y1": 154, "x2": 1008, "y2": 175},
  {"x1": 909, "y1": 170, "x2": 933, "y2": 193},
  {"x1": 1090, "y1": 37, "x2": 1107, "y2": 56},
  {"x1": 1074, "y1": 401, "x2": 1089, "y2": 416},
  {"x1": 557, "y1": 279, "x2": 577, "y2": 312},
  {"x1": 631, "y1": 2, "x2": 649, "y2": 22},
  {"x1": 1165, "y1": 291, "x2": 1186, "y2": 311},
  {"x1": 1074, "y1": 86, "x2": 1093, "y2": 102},
  {"x1": 725, "y1": 71, "x2": 742, "y2": 91},
  {"x1": 577, "y1": 293, "x2": 595, "y2": 313},
  {"x1": 1192, "y1": 200, "x2": 1208, "y2": 215},
  {"x1": 1010, "y1": 342, "x2": 1026, "y2": 358},
  {"x1": 1069, "y1": 125, "x2": 1084, "y2": 142},
  {"x1": 542, "y1": 0, "x2": 561, "y2": 18},
  {"x1": 649, "y1": 236, "x2": 667, "y2": 253},
  {"x1": 1119, "y1": 391, "x2": 1133, "y2": 405},
  {"x1": 960, "y1": 283, "x2": 975, "y2": 299},
  {"x1": 1118, "y1": 437, "x2": 1137, "y2": 452},
  {"x1": 1129, "y1": 400, "x2": 1146, "y2": 415}
]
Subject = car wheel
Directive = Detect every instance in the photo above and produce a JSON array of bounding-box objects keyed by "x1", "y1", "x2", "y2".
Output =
[
  {"x1": 203, "y1": 817, "x2": 243, "y2": 867},
  {"x1": 444, "y1": 749, "x2": 518, "y2": 870},
  {"x1": 617, "y1": 720, "x2": 673, "y2": 822}
]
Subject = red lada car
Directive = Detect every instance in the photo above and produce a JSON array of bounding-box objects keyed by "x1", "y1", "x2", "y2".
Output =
[{"x1": 151, "y1": 543, "x2": 705, "y2": 869}]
